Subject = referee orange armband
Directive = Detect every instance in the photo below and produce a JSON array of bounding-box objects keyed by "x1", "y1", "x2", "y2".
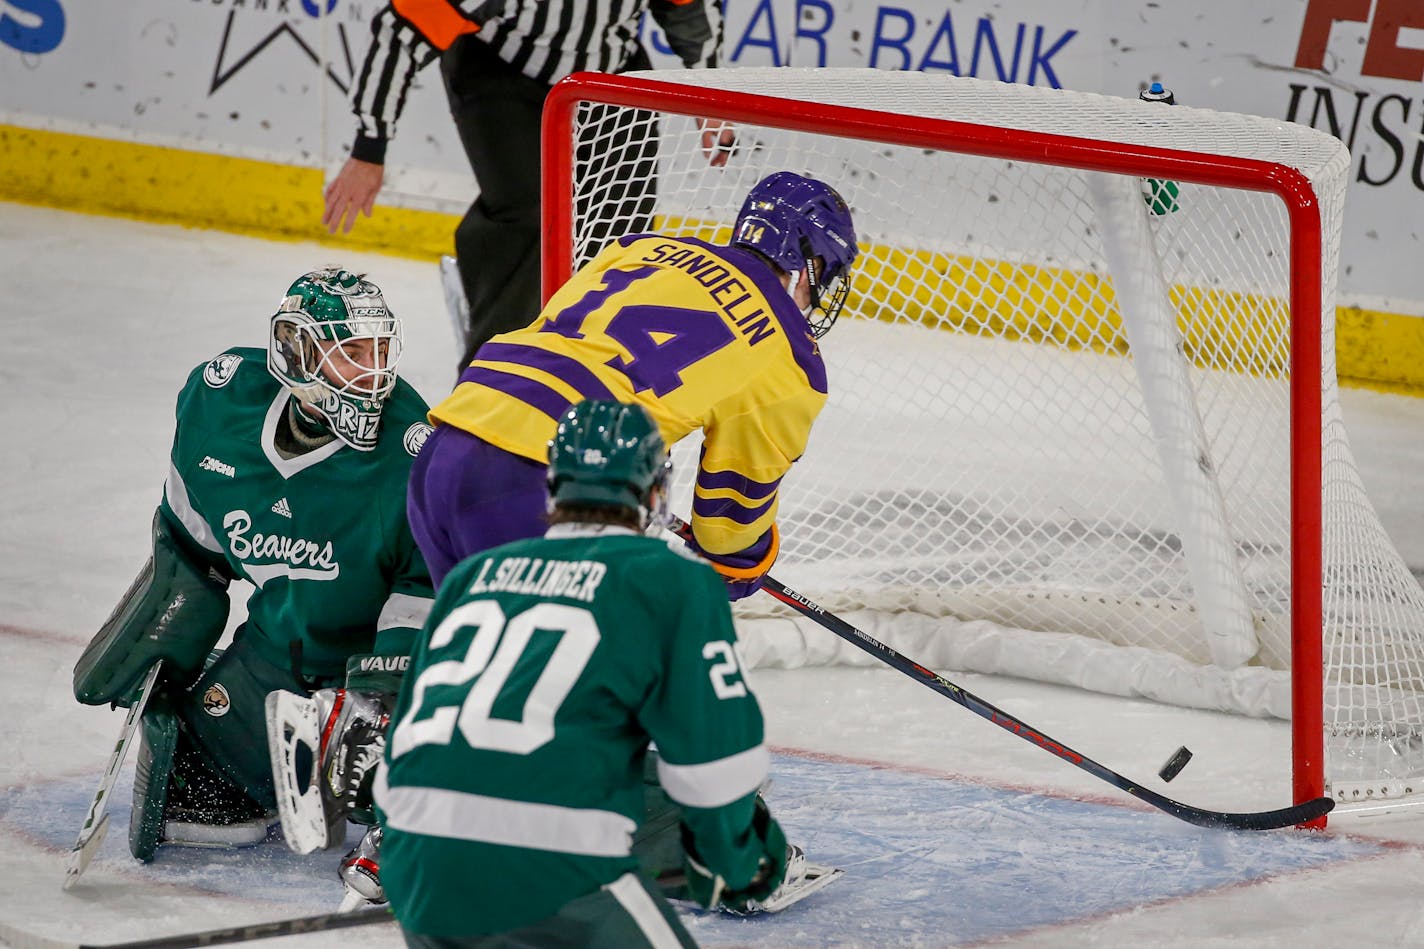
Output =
[{"x1": 391, "y1": 0, "x2": 482, "y2": 51}]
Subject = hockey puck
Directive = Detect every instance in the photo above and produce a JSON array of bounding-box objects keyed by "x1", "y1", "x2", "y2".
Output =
[{"x1": 1158, "y1": 745, "x2": 1193, "y2": 782}]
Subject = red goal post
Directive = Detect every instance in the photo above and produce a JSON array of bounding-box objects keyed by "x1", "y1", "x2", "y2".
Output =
[{"x1": 538, "y1": 67, "x2": 1417, "y2": 822}]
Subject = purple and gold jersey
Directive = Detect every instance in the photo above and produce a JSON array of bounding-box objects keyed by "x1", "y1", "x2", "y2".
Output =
[{"x1": 429, "y1": 235, "x2": 827, "y2": 555}]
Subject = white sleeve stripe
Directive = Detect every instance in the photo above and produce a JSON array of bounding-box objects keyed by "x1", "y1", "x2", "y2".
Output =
[
  {"x1": 604, "y1": 874, "x2": 685, "y2": 949},
  {"x1": 378, "y1": 592, "x2": 433, "y2": 632},
  {"x1": 164, "y1": 462, "x2": 223, "y2": 553},
  {"x1": 657, "y1": 744, "x2": 769, "y2": 809},
  {"x1": 375, "y1": 766, "x2": 637, "y2": 857}
]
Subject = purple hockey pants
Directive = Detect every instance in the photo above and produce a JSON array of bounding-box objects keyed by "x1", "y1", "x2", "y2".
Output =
[{"x1": 406, "y1": 423, "x2": 550, "y2": 588}]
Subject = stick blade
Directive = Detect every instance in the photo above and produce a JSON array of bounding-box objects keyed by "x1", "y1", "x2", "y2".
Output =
[
  {"x1": 62, "y1": 813, "x2": 109, "y2": 890},
  {"x1": 1167, "y1": 794, "x2": 1335, "y2": 831}
]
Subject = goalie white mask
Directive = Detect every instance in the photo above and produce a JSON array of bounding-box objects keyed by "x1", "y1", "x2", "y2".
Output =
[{"x1": 267, "y1": 268, "x2": 403, "y2": 452}]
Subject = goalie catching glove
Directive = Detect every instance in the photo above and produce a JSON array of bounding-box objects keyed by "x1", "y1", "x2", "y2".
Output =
[{"x1": 684, "y1": 523, "x2": 779, "y2": 601}]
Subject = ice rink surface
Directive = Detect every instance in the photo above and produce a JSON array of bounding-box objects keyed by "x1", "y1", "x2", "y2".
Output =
[{"x1": 6, "y1": 202, "x2": 1424, "y2": 947}]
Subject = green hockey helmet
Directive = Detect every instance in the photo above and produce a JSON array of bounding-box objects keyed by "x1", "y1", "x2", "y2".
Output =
[
  {"x1": 268, "y1": 268, "x2": 403, "y2": 451},
  {"x1": 547, "y1": 400, "x2": 671, "y2": 528}
]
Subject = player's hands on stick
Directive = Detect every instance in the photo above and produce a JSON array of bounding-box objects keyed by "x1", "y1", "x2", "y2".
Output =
[
  {"x1": 682, "y1": 522, "x2": 779, "y2": 600},
  {"x1": 323, "y1": 157, "x2": 384, "y2": 234},
  {"x1": 696, "y1": 118, "x2": 737, "y2": 167}
]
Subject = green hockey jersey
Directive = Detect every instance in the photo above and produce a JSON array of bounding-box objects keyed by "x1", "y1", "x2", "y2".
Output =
[
  {"x1": 378, "y1": 524, "x2": 772, "y2": 937},
  {"x1": 159, "y1": 348, "x2": 434, "y2": 677}
]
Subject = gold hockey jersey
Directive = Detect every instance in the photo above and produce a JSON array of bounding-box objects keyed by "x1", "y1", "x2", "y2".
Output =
[{"x1": 430, "y1": 235, "x2": 828, "y2": 555}]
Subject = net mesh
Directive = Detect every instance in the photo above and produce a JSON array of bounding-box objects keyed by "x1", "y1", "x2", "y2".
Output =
[{"x1": 561, "y1": 68, "x2": 1424, "y2": 803}]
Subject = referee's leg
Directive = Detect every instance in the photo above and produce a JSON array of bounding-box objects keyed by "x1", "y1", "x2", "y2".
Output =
[{"x1": 440, "y1": 37, "x2": 545, "y2": 368}]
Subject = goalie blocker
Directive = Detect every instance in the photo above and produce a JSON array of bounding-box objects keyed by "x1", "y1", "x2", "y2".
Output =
[{"x1": 73, "y1": 510, "x2": 231, "y2": 707}]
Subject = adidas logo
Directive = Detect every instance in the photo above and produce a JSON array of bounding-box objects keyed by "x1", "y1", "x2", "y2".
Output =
[{"x1": 271, "y1": 498, "x2": 293, "y2": 518}]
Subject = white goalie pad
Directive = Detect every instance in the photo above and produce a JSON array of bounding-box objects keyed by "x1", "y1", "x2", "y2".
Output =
[{"x1": 265, "y1": 689, "x2": 338, "y2": 855}]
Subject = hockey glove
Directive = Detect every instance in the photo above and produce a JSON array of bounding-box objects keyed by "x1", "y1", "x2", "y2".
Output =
[
  {"x1": 343, "y1": 652, "x2": 409, "y2": 695},
  {"x1": 681, "y1": 795, "x2": 789, "y2": 913},
  {"x1": 685, "y1": 524, "x2": 780, "y2": 601}
]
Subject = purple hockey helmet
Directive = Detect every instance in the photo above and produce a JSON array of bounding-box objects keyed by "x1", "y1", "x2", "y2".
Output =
[{"x1": 732, "y1": 171, "x2": 858, "y2": 338}]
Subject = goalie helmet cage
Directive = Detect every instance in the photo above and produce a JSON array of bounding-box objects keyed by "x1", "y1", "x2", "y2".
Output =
[{"x1": 542, "y1": 67, "x2": 1424, "y2": 821}]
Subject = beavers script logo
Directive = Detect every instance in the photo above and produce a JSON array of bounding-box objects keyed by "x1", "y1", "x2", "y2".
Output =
[{"x1": 222, "y1": 509, "x2": 339, "y2": 588}]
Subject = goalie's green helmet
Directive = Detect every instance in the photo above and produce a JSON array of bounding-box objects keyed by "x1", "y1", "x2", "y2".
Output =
[
  {"x1": 547, "y1": 400, "x2": 670, "y2": 524},
  {"x1": 267, "y1": 268, "x2": 403, "y2": 451}
]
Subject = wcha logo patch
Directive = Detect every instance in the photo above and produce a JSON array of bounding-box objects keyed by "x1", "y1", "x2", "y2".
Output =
[{"x1": 200, "y1": 456, "x2": 237, "y2": 478}]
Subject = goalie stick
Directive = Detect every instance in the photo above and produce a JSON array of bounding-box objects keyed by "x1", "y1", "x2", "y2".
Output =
[
  {"x1": 63, "y1": 662, "x2": 163, "y2": 890},
  {"x1": 667, "y1": 517, "x2": 1332, "y2": 831},
  {"x1": 0, "y1": 907, "x2": 391, "y2": 949}
]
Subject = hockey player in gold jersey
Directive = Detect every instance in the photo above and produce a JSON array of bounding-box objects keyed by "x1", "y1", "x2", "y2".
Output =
[{"x1": 408, "y1": 171, "x2": 859, "y2": 597}]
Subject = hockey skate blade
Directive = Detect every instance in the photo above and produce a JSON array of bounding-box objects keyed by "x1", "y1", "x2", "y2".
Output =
[
  {"x1": 749, "y1": 864, "x2": 844, "y2": 914},
  {"x1": 265, "y1": 690, "x2": 328, "y2": 855},
  {"x1": 62, "y1": 814, "x2": 109, "y2": 890}
]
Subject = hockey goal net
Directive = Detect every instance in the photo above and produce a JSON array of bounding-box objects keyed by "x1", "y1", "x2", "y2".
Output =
[{"x1": 543, "y1": 67, "x2": 1424, "y2": 816}]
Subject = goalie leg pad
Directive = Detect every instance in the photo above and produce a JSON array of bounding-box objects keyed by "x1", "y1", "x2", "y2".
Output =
[
  {"x1": 161, "y1": 740, "x2": 274, "y2": 848},
  {"x1": 176, "y1": 636, "x2": 301, "y2": 809},
  {"x1": 129, "y1": 698, "x2": 179, "y2": 862},
  {"x1": 74, "y1": 510, "x2": 230, "y2": 706},
  {"x1": 129, "y1": 698, "x2": 273, "y2": 860}
]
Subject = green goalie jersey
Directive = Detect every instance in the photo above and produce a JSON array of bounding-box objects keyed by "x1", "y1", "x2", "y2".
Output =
[
  {"x1": 378, "y1": 524, "x2": 772, "y2": 937},
  {"x1": 160, "y1": 348, "x2": 435, "y2": 677}
]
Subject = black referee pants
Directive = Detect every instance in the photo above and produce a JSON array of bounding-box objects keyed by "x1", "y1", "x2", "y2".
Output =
[{"x1": 440, "y1": 38, "x2": 658, "y2": 373}]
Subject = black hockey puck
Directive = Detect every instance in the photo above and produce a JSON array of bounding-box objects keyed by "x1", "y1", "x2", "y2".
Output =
[{"x1": 1158, "y1": 745, "x2": 1193, "y2": 782}]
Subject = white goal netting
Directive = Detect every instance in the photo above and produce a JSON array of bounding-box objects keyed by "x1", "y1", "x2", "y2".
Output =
[{"x1": 555, "y1": 68, "x2": 1424, "y2": 807}]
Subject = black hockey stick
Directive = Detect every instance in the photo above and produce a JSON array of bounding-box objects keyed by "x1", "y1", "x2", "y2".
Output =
[
  {"x1": 669, "y1": 517, "x2": 1332, "y2": 831},
  {"x1": 0, "y1": 907, "x2": 392, "y2": 949}
]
